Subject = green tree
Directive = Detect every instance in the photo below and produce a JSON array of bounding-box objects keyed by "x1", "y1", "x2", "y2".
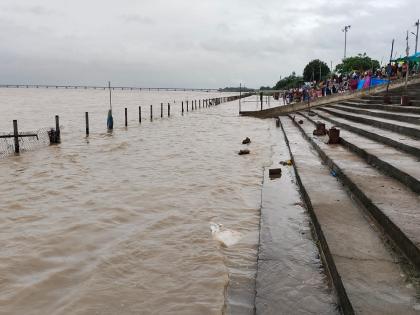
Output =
[
  {"x1": 335, "y1": 53, "x2": 380, "y2": 75},
  {"x1": 273, "y1": 72, "x2": 304, "y2": 90},
  {"x1": 303, "y1": 59, "x2": 330, "y2": 82}
]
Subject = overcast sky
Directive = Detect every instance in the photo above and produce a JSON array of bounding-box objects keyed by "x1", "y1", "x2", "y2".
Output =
[{"x1": 0, "y1": 0, "x2": 419, "y2": 88}]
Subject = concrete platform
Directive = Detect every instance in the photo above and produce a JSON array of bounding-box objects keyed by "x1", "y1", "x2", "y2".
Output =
[
  {"x1": 280, "y1": 117, "x2": 419, "y2": 314},
  {"x1": 255, "y1": 126, "x2": 337, "y2": 315}
]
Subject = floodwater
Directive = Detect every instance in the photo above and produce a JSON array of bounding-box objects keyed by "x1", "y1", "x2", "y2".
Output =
[{"x1": 0, "y1": 88, "x2": 332, "y2": 314}]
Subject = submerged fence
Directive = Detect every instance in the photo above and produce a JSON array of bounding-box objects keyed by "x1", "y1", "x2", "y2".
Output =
[{"x1": 0, "y1": 94, "x2": 252, "y2": 158}]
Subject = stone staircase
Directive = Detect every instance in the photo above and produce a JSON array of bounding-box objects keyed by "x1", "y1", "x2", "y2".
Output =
[{"x1": 278, "y1": 82, "x2": 420, "y2": 314}]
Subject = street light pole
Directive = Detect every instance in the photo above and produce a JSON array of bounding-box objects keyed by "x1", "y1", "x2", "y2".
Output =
[
  {"x1": 415, "y1": 19, "x2": 419, "y2": 54},
  {"x1": 342, "y1": 25, "x2": 351, "y2": 59}
]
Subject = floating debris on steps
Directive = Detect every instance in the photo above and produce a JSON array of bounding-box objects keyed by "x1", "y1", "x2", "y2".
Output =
[
  {"x1": 242, "y1": 137, "x2": 251, "y2": 144},
  {"x1": 238, "y1": 149, "x2": 250, "y2": 155}
]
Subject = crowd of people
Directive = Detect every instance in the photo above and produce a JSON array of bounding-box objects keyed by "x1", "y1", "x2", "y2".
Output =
[{"x1": 278, "y1": 61, "x2": 419, "y2": 104}]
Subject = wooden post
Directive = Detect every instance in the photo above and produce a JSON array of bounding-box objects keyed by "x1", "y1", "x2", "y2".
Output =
[
  {"x1": 150, "y1": 105, "x2": 153, "y2": 121},
  {"x1": 85, "y1": 112, "x2": 89, "y2": 136},
  {"x1": 139, "y1": 106, "x2": 142, "y2": 123},
  {"x1": 182, "y1": 101, "x2": 184, "y2": 114},
  {"x1": 13, "y1": 120, "x2": 19, "y2": 154},
  {"x1": 55, "y1": 115, "x2": 61, "y2": 143},
  {"x1": 168, "y1": 103, "x2": 170, "y2": 116},
  {"x1": 199, "y1": 100, "x2": 201, "y2": 108},
  {"x1": 125, "y1": 108, "x2": 128, "y2": 127},
  {"x1": 161, "y1": 103, "x2": 163, "y2": 118},
  {"x1": 186, "y1": 100, "x2": 189, "y2": 112},
  {"x1": 195, "y1": 100, "x2": 197, "y2": 109}
]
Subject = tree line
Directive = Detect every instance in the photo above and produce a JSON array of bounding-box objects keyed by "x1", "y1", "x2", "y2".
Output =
[{"x1": 267, "y1": 54, "x2": 380, "y2": 90}]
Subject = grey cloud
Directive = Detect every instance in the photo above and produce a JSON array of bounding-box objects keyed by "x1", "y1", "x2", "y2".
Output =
[
  {"x1": 0, "y1": 0, "x2": 418, "y2": 88},
  {"x1": 121, "y1": 14, "x2": 155, "y2": 25}
]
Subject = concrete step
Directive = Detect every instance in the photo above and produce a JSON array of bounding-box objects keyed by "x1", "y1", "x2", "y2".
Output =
[
  {"x1": 299, "y1": 111, "x2": 420, "y2": 194},
  {"x1": 290, "y1": 114, "x2": 420, "y2": 271},
  {"x1": 339, "y1": 101, "x2": 420, "y2": 115},
  {"x1": 280, "y1": 117, "x2": 419, "y2": 315},
  {"x1": 311, "y1": 109, "x2": 420, "y2": 158},
  {"x1": 329, "y1": 104, "x2": 420, "y2": 125},
  {"x1": 318, "y1": 107, "x2": 420, "y2": 139}
]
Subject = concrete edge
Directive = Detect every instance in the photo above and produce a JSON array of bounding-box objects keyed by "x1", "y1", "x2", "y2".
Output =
[{"x1": 279, "y1": 117, "x2": 355, "y2": 315}]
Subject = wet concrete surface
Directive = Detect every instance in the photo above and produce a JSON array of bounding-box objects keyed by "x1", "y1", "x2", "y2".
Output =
[
  {"x1": 331, "y1": 104, "x2": 420, "y2": 122},
  {"x1": 255, "y1": 125, "x2": 337, "y2": 315},
  {"x1": 320, "y1": 107, "x2": 420, "y2": 138},
  {"x1": 280, "y1": 116, "x2": 420, "y2": 314},
  {"x1": 295, "y1": 114, "x2": 420, "y2": 258}
]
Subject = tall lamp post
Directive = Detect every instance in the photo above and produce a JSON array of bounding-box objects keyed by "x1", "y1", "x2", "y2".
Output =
[{"x1": 342, "y1": 25, "x2": 351, "y2": 59}]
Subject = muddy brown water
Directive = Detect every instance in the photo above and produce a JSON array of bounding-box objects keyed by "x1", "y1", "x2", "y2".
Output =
[{"x1": 0, "y1": 88, "x2": 333, "y2": 314}]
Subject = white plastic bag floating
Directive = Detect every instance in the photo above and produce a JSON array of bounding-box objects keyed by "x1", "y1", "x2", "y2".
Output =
[{"x1": 210, "y1": 223, "x2": 242, "y2": 247}]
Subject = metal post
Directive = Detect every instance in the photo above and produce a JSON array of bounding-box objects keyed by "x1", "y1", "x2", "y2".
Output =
[
  {"x1": 415, "y1": 19, "x2": 419, "y2": 54},
  {"x1": 55, "y1": 115, "x2": 61, "y2": 143},
  {"x1": 150, "y1": 105, "x2": 153, "y2": 121},
  {"x1": 182, "y1": 101, "x2": 184, "y2": 114},
  {"x1": 108, "y1": 81, "x2": 112, "y2": 110},
  {"x1": 187, "y1": 100, "x2": 189, "y2": 112},
  {"x1": 405, "y1": 30, "x2": 410, "y2": 92},
  {"x1": 161, "y1": 103, "x2": 163, "y2": 118},
  {"x1": 125, "y1": 108, "x2": 128, "y2": 127},
  {"x1": 13, "y1": 120, "x2": 19, "y2": 154},
  {"x1": 139, "y1": 106, "x2": 142, "y2": 123},
  {"x1": 342, "y1": 25, "x2": 351, "y2": 59},
  {"x1": 85, "y1": 112, "x2": 89, "y2": 136},
  {"x1": 168, "y1": 103, "x2": 170, "y2": 117},
  {"x1": 239, "y1": 83, "x2": 242, "y2": 113},
  {"x1": 386, "y1": 39, "x2": 395, "y2": 93}
]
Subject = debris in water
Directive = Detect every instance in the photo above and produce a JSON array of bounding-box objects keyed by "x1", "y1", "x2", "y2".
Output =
[
  {"x1": 328, "y1": 127, "x2": 340, "y2": 144},
  {"x1": 313, "y1": 122, "x2": 327, "y2": 136},
  {"x1": 238, "y1": 149, "x2": 250, "y2": 155},
  {"x1": 280, "y1": 160, "x2": 293, "y2": 166},
  {"x1": 269, "y1": 168, "x2": 282, "y2": 179},
  {"x1": 210, "y1": 223, "x2": 242, "y2": 247},
  {"x1": 242, "y1": 137, "x2": 251, "y2": 144}
]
